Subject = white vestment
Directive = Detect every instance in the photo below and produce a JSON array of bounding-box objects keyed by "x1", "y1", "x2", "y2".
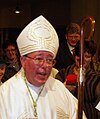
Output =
[{"x1": 0, "y1": 68, "x2": 86, "y2": 119}]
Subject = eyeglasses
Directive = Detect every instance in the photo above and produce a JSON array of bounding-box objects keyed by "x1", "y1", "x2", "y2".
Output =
[{"x1": 25, "y1": 55, "x2": 56, "y2": 66}]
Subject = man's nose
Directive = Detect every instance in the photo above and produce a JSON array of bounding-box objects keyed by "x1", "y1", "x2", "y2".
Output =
[{"x1": 40, "y1": 60, "x2": 49, "y2": 67}]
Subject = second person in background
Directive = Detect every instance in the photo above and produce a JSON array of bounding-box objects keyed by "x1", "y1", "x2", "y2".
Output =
[
  {"x1": 55, "y1": 23, "x2": 80, "y2": 70},
  {"x1": 2, "y1": 40, "x2": 21, "y2": 82}
]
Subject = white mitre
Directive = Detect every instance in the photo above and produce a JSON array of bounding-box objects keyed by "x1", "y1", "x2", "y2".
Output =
[{"x1": 17, "y1": 15, "x2": 59, "y2": 58}]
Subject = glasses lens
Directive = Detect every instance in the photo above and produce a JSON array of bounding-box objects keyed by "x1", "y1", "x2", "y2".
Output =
[{"x1": 25, "y1": 55, "x2": 54, "y2": 66}]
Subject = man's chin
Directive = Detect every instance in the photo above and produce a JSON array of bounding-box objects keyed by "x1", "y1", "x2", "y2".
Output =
[
  {"x1": 70, "y1": 43, "x2": 76, "y2": 47},
  {"x1": 36, "y1": 80, "x2": 46, "y2": 87}
]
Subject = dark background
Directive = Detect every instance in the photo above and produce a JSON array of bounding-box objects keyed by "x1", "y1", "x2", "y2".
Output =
[{"x1": 0, "y1": 0, "x2": 100, "y2": 61}]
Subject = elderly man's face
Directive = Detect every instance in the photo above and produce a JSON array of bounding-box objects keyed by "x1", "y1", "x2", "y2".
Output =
[{"x1": 21, "y1": 51, "x2": 54, "y2": 87}]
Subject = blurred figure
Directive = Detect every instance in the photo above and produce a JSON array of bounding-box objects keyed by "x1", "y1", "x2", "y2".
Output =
[
  {"x1": 56, "y1": 40, "x2": 100, "y2": 119},
  {"x1": 0, "y1": 59, "x2": 6, "y2": 85},
  {"x1": 55, "y1": 23, "x2": 80, "y2": 70},
  {"x1": 90, "y1": 54, "x2": 100, "y2": 73},
  {"x1": 2, "y1": 40, "x2": 21, "y2": 82}
]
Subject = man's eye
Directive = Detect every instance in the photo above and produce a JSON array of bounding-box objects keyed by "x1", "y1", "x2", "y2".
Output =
[
  {"x1": 74, "y1": 36, "x2": 78, "y2": 38},
  {"x1": 47, "y1": 59, "x2": 53, "y2": 62},
  {"x1": 35, "y1": 58, "x2": 43, "y2": 61},
  {"x1": 0, "y1": 67, "x2": 4, "y2": 70}
]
